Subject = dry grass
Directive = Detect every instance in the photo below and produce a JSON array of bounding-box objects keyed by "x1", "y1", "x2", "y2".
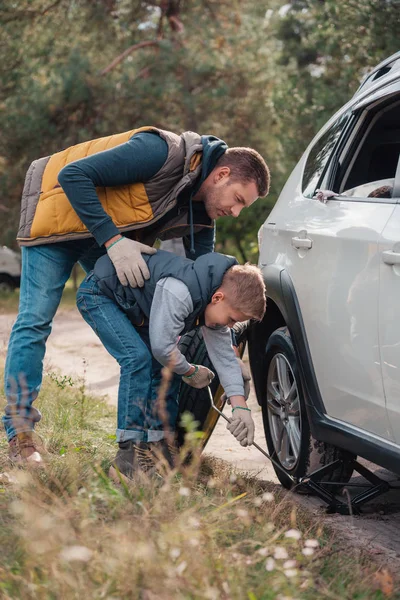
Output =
[{"x1": 0, "y1": 372, "x2": 396, "y2": 600}]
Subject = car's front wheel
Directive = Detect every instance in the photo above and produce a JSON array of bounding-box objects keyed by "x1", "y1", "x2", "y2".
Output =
[{"x1": 262, "y1": 327, "x2": 354, "y2": 490}]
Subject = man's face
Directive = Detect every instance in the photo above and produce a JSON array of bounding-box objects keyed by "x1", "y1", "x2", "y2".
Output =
[
  {"x1": 195, "y1": 167, "x2": 259, "y2": 220},
  {"x1": 204, "y1": 289, "x2": 249, "y2": 329}
]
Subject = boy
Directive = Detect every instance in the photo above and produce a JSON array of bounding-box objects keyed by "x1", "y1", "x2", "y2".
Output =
[{"x1": 76, "y1": 250, "x2": 266, "y2": 480}]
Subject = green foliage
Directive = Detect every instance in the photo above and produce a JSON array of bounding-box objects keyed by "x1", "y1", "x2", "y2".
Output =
[{"x1": 0, "y1": 0, "x2": 399, "y2": 257}]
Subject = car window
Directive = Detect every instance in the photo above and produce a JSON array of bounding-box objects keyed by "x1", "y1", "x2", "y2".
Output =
[
  {"x1": 302, "y1": 113, "x2": 351, "y2": 199},
  {"x1": 337, "y1": 99, "x2": 400, "y2": 200},
  {"x1": 342, "y1": 178, "x2": 394, "y2": 200}
]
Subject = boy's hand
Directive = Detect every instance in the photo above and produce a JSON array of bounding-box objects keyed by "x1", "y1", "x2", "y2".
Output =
[
  {"x1": 106, "y1": 236, "x2": 156, "y2": 287},
  {"x1": 182, "y1": 365, "x2": 215, "y2": 389},
  {"x1": 227, "y1": 407, "x2": 255, "y2": 446}
]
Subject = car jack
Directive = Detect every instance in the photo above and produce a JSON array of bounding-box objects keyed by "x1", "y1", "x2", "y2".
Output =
[
  {"x1": 299, "y1": 458, "x2": 393, "y2": 515},
  {"x1": 206, "y1": 387, "x2": 393, "y2": 516}
]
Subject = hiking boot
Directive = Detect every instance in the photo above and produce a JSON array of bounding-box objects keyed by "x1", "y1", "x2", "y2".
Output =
[
  {"x1": 147, "y1": 439, "x2": 177, "y2": 470},
  {"x1": 8, "y1": 432, "x2": 43, "y2": 466},
  {"x1": 109, "y1": 439, "x2": 176, "y2": 484},
  {"x1": 109, "y1": 440, "x2": 141, "y2": 484}
]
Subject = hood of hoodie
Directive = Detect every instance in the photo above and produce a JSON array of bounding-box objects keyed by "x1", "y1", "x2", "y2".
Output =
[
  {"x1": 193, "y1": 135, "x2": 228, "y2": 194},
  {"x1": 184, "y1": 134, "x2": 228, "y2": 253}
]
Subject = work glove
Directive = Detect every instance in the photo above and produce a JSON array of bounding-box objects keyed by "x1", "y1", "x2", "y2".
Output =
[
  {"x1": 182, "y1": 365, "x2": 215, "y2": 389},
  {"x1": 222, "y1": 358, "x2": 251, "y2": 404},
  {"x1": 226, "y1": 407, "x2": 255, "y2": 447},
  {"x1": 107, "y1": 237, "x2": 157, "y2": 287}
]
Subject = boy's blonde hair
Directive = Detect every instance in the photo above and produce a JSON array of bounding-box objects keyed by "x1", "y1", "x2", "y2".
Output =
[{"x1": 221, "y1": 264, "x2": 266, "y2": 321}]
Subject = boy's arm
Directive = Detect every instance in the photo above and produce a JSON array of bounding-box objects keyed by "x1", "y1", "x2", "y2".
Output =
[
  {"x1": 202, "y1": 326, "x2": 255, "y2": 446},
  {"x1": 149, "y1": 278, "x2": 195, "y2": 375},
  {"x1": 201, "y1": 326, "x2": 247, "y2": 408}
]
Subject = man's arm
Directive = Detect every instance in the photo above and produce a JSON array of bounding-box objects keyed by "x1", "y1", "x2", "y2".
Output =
[
  {"x1": 149, "y1": 278, "x2": 195, "y2": 374},
  {"x1": 58, "y1": 132, "x2": 168, "y2": 247}
]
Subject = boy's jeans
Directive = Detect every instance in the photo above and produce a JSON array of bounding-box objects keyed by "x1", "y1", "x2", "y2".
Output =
[
  {"x1": 3, "y1": 240, "x2": 107, "y2": 441},
  {"x1": 76, "y1": 273, "x2": 181, "y2": 442}
]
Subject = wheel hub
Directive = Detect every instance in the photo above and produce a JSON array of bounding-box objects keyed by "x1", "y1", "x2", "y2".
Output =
[{"x1": 266, "y1": 353, "x2": 301, "y2": 471}]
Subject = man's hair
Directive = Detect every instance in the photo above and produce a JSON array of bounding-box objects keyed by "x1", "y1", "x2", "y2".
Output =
[
  {"x1": 221, "y1": 264, "x2": 266, "y2": 321},
  {"x1": 216, "y1": 148, "x2": 270, "y2": 197}
]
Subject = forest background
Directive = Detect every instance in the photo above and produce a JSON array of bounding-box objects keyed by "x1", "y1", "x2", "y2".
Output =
[{"x1": 1, "y1": 0, "x2": 399, "y2": 262}]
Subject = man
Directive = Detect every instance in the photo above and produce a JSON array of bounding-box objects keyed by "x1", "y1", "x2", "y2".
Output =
[{"x1": 3, "y1": 126, "x2": 270, "y2": 464}]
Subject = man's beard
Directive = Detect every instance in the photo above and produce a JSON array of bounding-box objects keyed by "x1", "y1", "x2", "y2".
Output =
[{"x1": 202, "y1": 189, "x2": 219, "y2": 220}]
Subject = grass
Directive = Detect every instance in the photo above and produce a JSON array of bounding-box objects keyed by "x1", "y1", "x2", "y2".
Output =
[{"x1": 0, "y1": 371, "x2": 397, "y2": 600}]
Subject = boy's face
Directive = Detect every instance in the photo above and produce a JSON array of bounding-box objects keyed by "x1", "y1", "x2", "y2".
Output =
[{"x1": 204, "y1": 289, "x2": 249, "y2": 329}]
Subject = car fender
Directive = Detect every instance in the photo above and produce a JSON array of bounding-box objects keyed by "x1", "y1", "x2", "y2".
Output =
[{"x1": 249, "y1": 265, "x2": 400, "y2": 474}]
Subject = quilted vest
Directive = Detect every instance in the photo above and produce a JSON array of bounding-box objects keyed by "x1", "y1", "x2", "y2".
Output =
[
  {"x1": 17, "y1": 126, "x2": 210, "y2": 246},
  {"x1": 92, "y1": 250, "x2": 238, "y2": 332}
]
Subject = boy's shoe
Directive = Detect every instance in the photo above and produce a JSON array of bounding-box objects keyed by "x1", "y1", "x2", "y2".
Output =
[
  {"x1": 147, "y1": 439, "x2": 177, "y2": 470},
  {"x1": 109, "y1": 440, "x2": 141, "y2": 483},
  {"x1": 109, "y1": 441, "x2": 159, "y2": 483},
  {"x1": 8, "y1": 432, "x2": 43, "y2": 466},
  {"x1": 109, "y1": 439, "x2": 177, "y2": 484}
]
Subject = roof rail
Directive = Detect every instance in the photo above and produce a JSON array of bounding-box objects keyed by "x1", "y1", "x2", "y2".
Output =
[{"x1": 354, "y1": 51, "x2": 400, "y2": 97}]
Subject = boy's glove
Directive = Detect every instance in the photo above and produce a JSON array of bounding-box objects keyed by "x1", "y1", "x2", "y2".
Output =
[
  {"x1": 107, "y1": 237, "x2": 157, "y2": 287},
  {"x1": 182, "y1": 365, "x2": 215, "y2": 389},
  {"x1": 227, "y1": 407, "x2": 255, "y2": 447},
  {"x1": 222, "y1": 358, "x2": 251, "y2": 404}
]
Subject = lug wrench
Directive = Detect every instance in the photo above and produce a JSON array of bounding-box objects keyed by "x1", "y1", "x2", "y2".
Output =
[{"x1": 206, "y1": 385, "x2": 296, "y2": 483}]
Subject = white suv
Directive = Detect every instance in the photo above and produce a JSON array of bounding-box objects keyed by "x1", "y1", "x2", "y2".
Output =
[{"x1": 249, "y1": 51, "x2": 400, "y2": 490}]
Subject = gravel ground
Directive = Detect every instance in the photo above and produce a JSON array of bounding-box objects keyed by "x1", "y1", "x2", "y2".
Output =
[{"x1": 1, "y1": 309, "x2": 400, "y2": 567}]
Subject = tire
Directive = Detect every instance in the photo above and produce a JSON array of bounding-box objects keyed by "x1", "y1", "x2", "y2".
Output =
[
  {"x1": 261, "y1": 326, "x2": 354, "y2": 490},
  {"x1": 0, "y1": 274, "x2": 17, "y2": 293},
  {"x1": 176, "y1": 322, "x2": 248, "y2": 449}
]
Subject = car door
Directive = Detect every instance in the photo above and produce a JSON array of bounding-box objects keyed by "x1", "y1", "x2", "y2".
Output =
[
  {"x1": 266, "y1": 108, "x2": 395, "y2": 440},
  {"x1": 378, "y1": 156, "x2": 400, "y2": 443}
]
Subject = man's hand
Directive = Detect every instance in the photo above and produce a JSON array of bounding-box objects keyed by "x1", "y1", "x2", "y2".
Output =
[
  {"x1": 226, "y1": 407, "x2": 255, "y2": 447},
  {"x1": 182, "y1": 365, "x2": 215, "y2": 389},
  {"x1": 106, "y1": 236, "x2": 156, "y2": 287}
]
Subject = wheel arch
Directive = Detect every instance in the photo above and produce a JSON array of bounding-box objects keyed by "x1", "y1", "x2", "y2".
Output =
[{"x1": 248, "y1": 265, "x2": 326, "y2": 432}]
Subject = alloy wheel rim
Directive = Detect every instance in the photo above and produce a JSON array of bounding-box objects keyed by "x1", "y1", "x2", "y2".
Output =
[{"x1": 266, "y1": 353, "x2": 301, "y2": 470}]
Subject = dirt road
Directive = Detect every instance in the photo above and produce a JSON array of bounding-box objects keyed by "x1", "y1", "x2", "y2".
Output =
[{"x1": 1, "y1": 309, "x2": 400, "y2": 565}]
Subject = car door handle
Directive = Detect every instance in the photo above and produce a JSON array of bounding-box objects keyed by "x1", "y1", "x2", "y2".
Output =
[
  {"x1": 291, "y1": 236, "x2": 312, "y2": 249},
  {"x1": 382, "y1": 250, "x2": 400, "y2": 265}
]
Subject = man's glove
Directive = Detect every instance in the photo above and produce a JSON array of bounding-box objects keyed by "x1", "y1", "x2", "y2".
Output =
[
  {"x1": 226, "y1": 407, "x2": 255, "y2": 447},
  {"x1": 107, "y1": 237, "x2": 157, "y2": 287},
  {"x1": 182, "y1": 365, "x2": 215, "y2": 389},
  {"x1": 223, "y1": 358, "x2": 251, "y2": 404}
]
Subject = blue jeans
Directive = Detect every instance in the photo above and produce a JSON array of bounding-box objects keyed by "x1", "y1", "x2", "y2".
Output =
[
  {"x1": 76, "y1": 274, "x2": 181, "y2": 442},
  {"x1": 3, "y1": 239, "x2": 107, "y2": 441}
]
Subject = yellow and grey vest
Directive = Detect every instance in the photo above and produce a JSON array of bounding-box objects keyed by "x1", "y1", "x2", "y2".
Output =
[{"x1": 17, "y1": 126, "x2": 212, "y2": 246}]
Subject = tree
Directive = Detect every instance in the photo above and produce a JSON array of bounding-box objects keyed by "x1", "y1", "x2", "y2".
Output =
[{"x1": 0, "y1": 0, "x2": 399, "y2": 260}]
